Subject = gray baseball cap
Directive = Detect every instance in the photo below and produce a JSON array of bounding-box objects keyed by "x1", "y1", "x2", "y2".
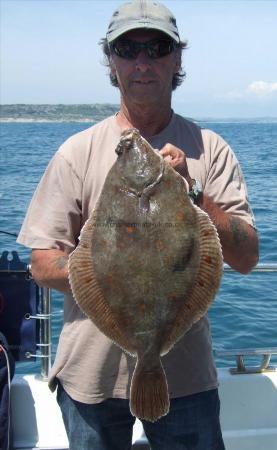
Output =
[{"x1": 106, "y1": 0, "x2": 180, "y2": 44}]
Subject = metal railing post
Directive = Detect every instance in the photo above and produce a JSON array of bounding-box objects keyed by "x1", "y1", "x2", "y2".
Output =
[{"x1": 40, "y1": 287, "x2": 52, "y2": 380}]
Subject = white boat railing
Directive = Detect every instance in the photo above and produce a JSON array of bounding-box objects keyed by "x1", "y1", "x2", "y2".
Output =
[
  {"x1": 223, "y1": 262, "x2": 277, "y2": 273},
  {"x1": 215, "y1": 347, "x2": 277, "y2": 374},
  {"x1": 28, "y1": 262, "x2": 277, "y2": 378}
]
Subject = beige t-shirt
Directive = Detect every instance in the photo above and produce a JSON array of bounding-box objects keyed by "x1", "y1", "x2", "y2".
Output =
[{"x1": 17, "y1": 113, "x2": 255, "y2": 403}]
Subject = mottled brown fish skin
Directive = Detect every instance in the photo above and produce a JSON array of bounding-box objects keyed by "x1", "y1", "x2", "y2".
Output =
[{"x1": 69, "y1": 129, "x2": 223, "y2": 422}]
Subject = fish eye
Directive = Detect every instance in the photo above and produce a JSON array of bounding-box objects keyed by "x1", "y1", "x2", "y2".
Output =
[
  {"x1": 115, "y1": 142, "x2": 124, "y2": 155},
  {"x1": 123, "y1": 138, "x2": 133, "y2": 149}
]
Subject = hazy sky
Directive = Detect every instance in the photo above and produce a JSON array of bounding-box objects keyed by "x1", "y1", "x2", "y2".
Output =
[{"x1": 1, "y1": 0, "x2": 277, "y2": 117}]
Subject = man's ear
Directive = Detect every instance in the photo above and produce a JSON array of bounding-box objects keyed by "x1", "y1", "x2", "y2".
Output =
[
  {"x1": 109, "y1": 57, "x2": 116, "y2": 76},
  {"x1": 174, "y1": 49, "x2": 182, "y2": 73}
]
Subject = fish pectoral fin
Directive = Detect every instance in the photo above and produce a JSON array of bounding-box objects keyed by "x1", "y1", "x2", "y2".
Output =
[{"x1": 130, "y1": 354, "x2": 169, "y2": 422}]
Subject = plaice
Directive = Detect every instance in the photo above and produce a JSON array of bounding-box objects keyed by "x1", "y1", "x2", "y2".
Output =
[{"x1": 69, "y1": 128, "x2": 223, "y2": 422}]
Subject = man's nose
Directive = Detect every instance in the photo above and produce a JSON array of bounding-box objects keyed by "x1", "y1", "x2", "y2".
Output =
[{"x1": 134, "y1": 51, "x2": 152, "y2": 71}]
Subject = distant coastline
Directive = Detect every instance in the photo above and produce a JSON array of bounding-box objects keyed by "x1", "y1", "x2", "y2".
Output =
[
  {"x1": 0, "y1": 104, "x2": 119, "y2": 123},
  {"x1": 0, "y1": 104, "x2": 276, "y2": 123}
]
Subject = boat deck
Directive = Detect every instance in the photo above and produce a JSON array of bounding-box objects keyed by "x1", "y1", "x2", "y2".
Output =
[{"x1": 11, "y1": 366, "x2": 277, "y2": 450}]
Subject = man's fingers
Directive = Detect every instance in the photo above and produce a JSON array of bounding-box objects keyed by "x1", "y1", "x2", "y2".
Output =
[
  {"x1": 159, "y1": 149, "x2": 174, "y2": 160},
  {"x1": 159, "y1": 143, "x2": 191, "y2": 181},
  {"x1": 160, "y1": 145, "x2": 185, "y2": 166},
  {"x1": 160, "y1": 144, "x2": 179, "y2": 158}
]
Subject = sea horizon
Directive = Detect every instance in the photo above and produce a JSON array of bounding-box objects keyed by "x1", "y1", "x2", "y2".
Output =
[{"x1": 1, "y1": 103, "x2": 277, "y2": 123}]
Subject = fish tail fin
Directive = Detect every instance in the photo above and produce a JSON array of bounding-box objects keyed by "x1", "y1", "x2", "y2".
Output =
[{"x1": 130, "y1": 355, "x2": 169, "y2": 422}]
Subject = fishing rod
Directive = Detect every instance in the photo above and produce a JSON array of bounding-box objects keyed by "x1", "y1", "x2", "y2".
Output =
[{"x1": 0, "y1": 231, "x2": 18, "y2": 238}]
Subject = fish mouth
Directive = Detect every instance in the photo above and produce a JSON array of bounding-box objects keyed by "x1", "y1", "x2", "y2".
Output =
[
  {"x1": 121, "y1": 128, "x2": 140, "y2": 140},
  {"x1": 115, "y1": 129, "x2": 139, "y2": 155}
]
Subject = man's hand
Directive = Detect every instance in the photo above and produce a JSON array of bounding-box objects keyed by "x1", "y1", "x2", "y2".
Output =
[
  {"x1": 159, "y1": 143, "x2": 259, "y2": 274},
  {"x1": 159, "y1": 143, "x2": 193, "y2": 188}
]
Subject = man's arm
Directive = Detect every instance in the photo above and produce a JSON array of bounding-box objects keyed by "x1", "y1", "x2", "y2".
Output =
[
  {"x1": 31, "y1": 249, "x2": 71, "y2": 294},
  {"x1": 160, "y1": 144, "x2": 259, "y2": 274}
]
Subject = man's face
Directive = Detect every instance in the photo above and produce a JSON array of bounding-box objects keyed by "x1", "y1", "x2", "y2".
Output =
[{"x1": 109, "y1": 29, "x2": 181, "y2": 106}]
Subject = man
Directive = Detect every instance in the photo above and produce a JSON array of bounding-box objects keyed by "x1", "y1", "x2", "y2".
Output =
[{"x1": 17, "y1": 0, "x2": 259, "y2": 449}]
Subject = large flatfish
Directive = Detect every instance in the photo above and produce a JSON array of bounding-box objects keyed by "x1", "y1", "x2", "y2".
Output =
[{"x1": 69, "y1": 128, "x2": 223, "y2": 422}]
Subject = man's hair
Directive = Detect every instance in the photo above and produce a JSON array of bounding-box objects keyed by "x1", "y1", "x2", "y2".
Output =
[{"x1": 99, "y1": 37, "x2": 188, "y2": 91}]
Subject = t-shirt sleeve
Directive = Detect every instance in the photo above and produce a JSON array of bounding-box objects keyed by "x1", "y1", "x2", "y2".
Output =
[
  {"x1": 203, "y1": 131, "x2": 256, "y2": 228},
  {"x1": 17, "y1": 151, "x2": 82, "y2": 252}
]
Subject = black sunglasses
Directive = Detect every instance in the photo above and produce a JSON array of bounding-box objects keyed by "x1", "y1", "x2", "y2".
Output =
[{"x1": 111, "y1": 38, "x2": 177, "y2": 60}]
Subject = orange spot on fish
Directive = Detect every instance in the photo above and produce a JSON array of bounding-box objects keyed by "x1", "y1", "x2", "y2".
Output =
[
  {"x1": 168, "y1": 293, "x2": 178, "y2": 301},
  {"x1": 203, "y1": 256, "x2": 213, "y2": 264},
  {"x1": 139, "y1": 303, "x2": 146, "y2": 312},
  {"x1": 155, "y1": 240, "x2": 165, "y2": 251},
  {"x1": 105, "y1": 273, "x2": 113, "y2": 283},
  {"x1": 101, "y1": 239, "x2": 107, "y2": 247},
  {"x1": 175, "y1": 211, "x2": 185, "y2": 222},
  {"x1": 126, "y1": 226, "x2": 136, "y2": 234}
]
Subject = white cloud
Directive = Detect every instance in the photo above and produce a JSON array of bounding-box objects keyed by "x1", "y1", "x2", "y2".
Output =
[
  {"x1": 247, "y1": 81, "x2": 277, "y2": 96},
  {"x1": 221, "y1": 81, "x2": 277, "y2": 101}
]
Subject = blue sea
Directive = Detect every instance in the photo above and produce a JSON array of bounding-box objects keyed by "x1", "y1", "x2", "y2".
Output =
[{"x1": 1, "y1": 111, "x2": 277, "y2": 374}]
